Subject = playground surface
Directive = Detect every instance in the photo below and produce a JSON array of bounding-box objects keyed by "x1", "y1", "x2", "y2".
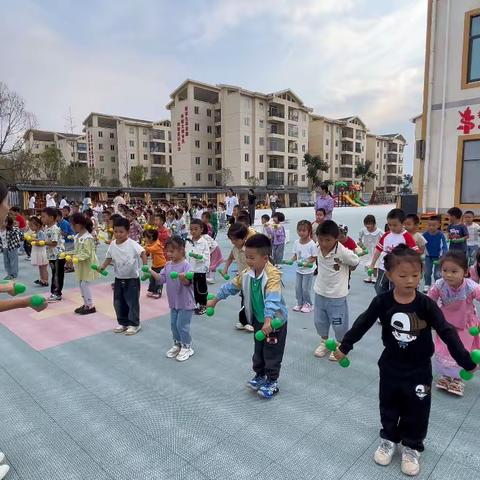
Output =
[{"x1": 0, "y1": 205, "x2": 479, "y2": 480}]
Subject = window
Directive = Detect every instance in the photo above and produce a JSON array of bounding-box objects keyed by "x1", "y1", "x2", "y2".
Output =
[
  {"x1": 325, "y1": 153, "x2": 329, "y2": 160},
  {"x1": 377, "y1": 141, "x2": 379, "y2": 147},
  {"x1": 112, "y1": 168, "x2": 116, "y2": 174},
  {"x1": 98, "y1": 143, "x2": 103, "y2": 150},
  {"x1": 259, "y1": 154, "x2": 264, "y2": 163},
  {"x1": 326, "y1": 139, "x2": 329, "y2": 146},
  {"x1": 244, "y1": 117, "x2": 250, "y2": 126},
  {"x1": 302, "y1": 113, "x2": 307, "y2": 122},
  {"x1": 195, "y1": 157, "x2": 201, "y2": 165},
  {"x1": 195, "y1": 140, "x2": 200, "y2": 148},
  {"x1": 259, "y1": 172, "x2": 264, "y2": 180},
  {"x1": 207, "y1": 109, "x2": 212, "y2": 117},
  {"x1": 244, "y1": 171, "x2": 250, "y2": 179},
  {"x1": 99, "y1": 155, "x2": 104, "y2": 162},
  {"x1": 259, "y1": 119, "x2": 264, "y2": 128},
  {"x1": 110, "y1": 145, "x2": 115, "y2": 151},
  {"x1": 208, "y1": 142, "x2": 212, "y2": 150},
  {"x1": 302, "y1": 129, "x2": 306, "y2": 137},
  {"x1": 207, "y1": 125, "x2": 212, "y2": 133},
  {"x1": 302, "y1": 145, "x2": 306, "y2": 152},
  {"x1": 207, "y1": 158, "x2": 212, "y2": 166},
  {"x1": 335, "y1": 154, "x2": 338, "y2": 160},
  {"x1": 460, "y1": 138, "x2": 480, "y2": 203},
  {"x1": 143, "y1": 128, "x2": 147, "y2": 135},
  {"x1": 259, "y1": 102, "x2": 264, "y2": 110},
  {"x1": 326, "y1": 125, "x2": 330, "y2": 132},
  {"x1": 194, "y1": 106, "x2": 199, "y2": 114},
  {"x1": 130, "y1": 153, "x2": 135, "y2": 160},
  {"x1": 259, "y1": 137, "x2": 264, "y2": 146},
  {"x1": 244, "y1": 135, "x2": 250, "y2": 145},
  {"x1": 98, "y1": 131, "x2": 103, "y2": 138},
  {"x1": 196, "y1": 173, "x2": 201, "y2": 181},
  {"x1": 301, "y1": 175, "x2": 305, "y2": 181},
  {"x1": 110, "y1": 132, "x2": 114, "y2": 139},
  {"x1": 129, "y1": 127, "x2": 134, "y2": 134},
  {"x1": 463, "y1": 12, "x2": 480, "y2": 86},
  {"x1": 143, "y1": 141, "x2": 148, "y2": 148},
  {"x1": 335, "y1": 140, "x2": 338, "y2": 147},
  {"x1": 195, "y1": 123, "x2": 200, "y2": 132},
  {"x1": 169, "y1": 156, "x2": 172, "y2": 165},
  {"x1": 144, "y1": 154, "x2": 148, "y2": 160},
  {"x1": 208, "y1": 174, "x2": 213, "y2": 182},
  {"x1": 245, "y1": 153, "x2": 249, "y2": 162},
  {"x1": 100, "y1": 168, "x2": 105, "y2": 174},
  {"x1": 335, "y1": 167, "x2": 338, "y2": 173},
  {"x1": 129, "y1": 140, "x2": 134, "y2": 147},
  {"x1": 111, "y1": 156, "x2": 115, "y2": 162}
]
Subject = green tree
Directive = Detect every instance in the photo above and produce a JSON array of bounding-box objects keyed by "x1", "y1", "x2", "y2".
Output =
[
  {"x1": 303, "y1": 153, "x2": 329, "y2": 188},
  {"x1": 246, "y1": 176, "x2": 260, "y2": 187},
  {"x1": 354, "y1": 160, "x2": 377, "y2": 190},
  {"x1": 39, "y1": 146, "x2": 66, "y2": 183},
  {"x1": 0, "y1": 150, "x2": 40, "y2": 183},
  {"x1": 60, "y1": 162, "x2": 90, "y2": 186},
  {"x1": 129, "y1": 166, "x2": 146, "y2": 187},
  {"x1": 219, "y1": 167, "x2": 233, "y2": 186},
  {"x1": 400, "y1": 174, "x2": 413, "y2": 193},
  {"x1": 143, "y1": 173, "x2": 174, "y2": 188}
]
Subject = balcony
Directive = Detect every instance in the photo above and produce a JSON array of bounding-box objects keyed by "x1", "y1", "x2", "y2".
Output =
[
  {"x1": 77, "y1": 153, "x2": 87, "y2": 162},
  {"x1": 268, "y1": 124, "x2": 285, "y2": 137},
  {"x1": 340, "y1": 154, "x2": 353, "y2": 166},
  {"x1": 215, "y1": 126, "x2": 221, "y2": 139},
  {"x1": 386, "y1": 175, "x2": 400, "y2": 186},
  {"x1": 288, "y1": 141, "x2": 298, "y2": 154},
  {"x1": 214, "y1": 110, "x2": 221, "y2": 123},
  {"x1": 268, "y1": 107, "x2": 285, "y2": 122},
  {"x1": 77, "y1": 143, "x2": 87, "y2": 153},
  {"x1": 287, "y1": 173, "x2": 298, "y2": 186},
  {"x1": 355, "y1": 142, "x2": 362, "y2": 154},
  {"x1": 388, "y1": 143, "x2": 398, "y2": 152},
  {"x1": 268, "y1": 139, "x2": 285, "y2": 155},
  {"x1": 341, "y1": 128, "x2": 354, "y2": 140},
  {"x1": 339, "y1": 167, "x2": 353, "y2": 179},
  {"x1": 387, "y1": 153, "x2": 398, "y2": 163},
  {"x1": 151, "y1": 131, "x2": 165, "y2": 141},
  {"x1": 268, "y1": 157, "x2": 285, "y2": 169},
  {"x1": 288, "y1": 125, "x2": 299, "y2": 138},
  {"x1": 288, "y1": 108, "x2": 299, "y2": 122},
  {"x1": 355, "y1": 132, "x2": 364, "y2": 141},
  {"x1": 288, "y1": 156, "x2": 298, "y2": 170},
  {"x1": 387, "y1": 166, "x2": 397, "y2": 175},
  {"x1": 152, "y1": 155, "x2": 166, "y2": 165},
  {"x1": 341, "y1": 141, "x2": 353, "y2": 153},
  {"x1": 215, "y1": 159, "x2": 222, "y2": 170},
  {"x1": 267, "y1": 171, "x2": 284, "y2": 186}
]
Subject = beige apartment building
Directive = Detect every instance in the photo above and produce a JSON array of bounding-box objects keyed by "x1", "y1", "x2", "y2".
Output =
[
  {"x1": 82, "y1": 113, "x2": 172, "y2": 186},
  {"x1": 167, "y1": 79, "x2": 311, "y2": 188},
  {"x1": 23, "y1": 129, "x2": 87, "y2": 165}
]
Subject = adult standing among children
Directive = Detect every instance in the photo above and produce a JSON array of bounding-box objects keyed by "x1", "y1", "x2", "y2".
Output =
[
  {"x1": 315, "y1": 183, "x2": 334, "y2": 220},
  {"x1": 269, "y1": 191, "x2": 278, "y2": 215},
  {"x1": 28, "y1": 193, "x2": 36, "y2": 215},
  {"x1": 46, "y1": 191, "x2": 57, "y2": 208},
  {"x1": 113, "y1": 190, "x2": 126, "y2": 213},
  {"x1": 247, "y1": 188, "x2": 256, "y2": 225},
  {"x1": 225, "y1": 188, "x2": 238, "y2": 221},
  {"x1": 82, "y1": 193, "x2": 92, "y2": 213},
  {"x1": 59, "y1": 195, "x2": 69, "y2": 209}
]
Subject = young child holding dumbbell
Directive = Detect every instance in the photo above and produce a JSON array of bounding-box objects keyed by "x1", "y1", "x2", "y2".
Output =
[
  {"x1": 148, "y1": 236, "x2": 196, "y2": 362},
  {"x1": 207, "y1": 234, "x2": 288, "y2": 398},
  {"x1": 28, "y1": 216, "x2": 49, "y2": 287}
]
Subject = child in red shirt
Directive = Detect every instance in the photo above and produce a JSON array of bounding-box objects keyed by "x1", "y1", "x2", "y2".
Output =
[
  {"x1": 338, "y1": 224, "x2": 357, "y2": 251},
  {"x1": 154, "y1": 211, "x2": 170, "y2": 248}
]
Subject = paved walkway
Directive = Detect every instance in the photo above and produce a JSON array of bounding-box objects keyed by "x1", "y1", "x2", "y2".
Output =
[{"x1": 0, "y1": 206, "x2": 479, "y2": 479}]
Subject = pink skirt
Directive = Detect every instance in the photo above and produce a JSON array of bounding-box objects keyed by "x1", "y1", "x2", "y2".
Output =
[{"x1": 209, "y1": 246, "x2": 224, "y2": 272}]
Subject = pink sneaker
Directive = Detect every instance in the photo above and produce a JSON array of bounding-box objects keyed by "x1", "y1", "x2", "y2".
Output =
[
  {"x1": 292, "y1": 305, "x2": 302, "y2": 312},
  {"x1": 301, "y1": 303, "x2": 313, "y2": 313}
]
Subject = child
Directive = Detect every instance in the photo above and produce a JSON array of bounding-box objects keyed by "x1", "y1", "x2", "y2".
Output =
[
  {"x1": 290, "y1": 220, "x2": 317, "y2": 313},
  {"x1": 148, "y1": 237, "x2": 196, "y2": 361},
  {"x1": 57, "y1": 209, "x2": 75, "y2": 273},
  {"x1": 126, "y1": 209, "x2": 143, "y2": 242},
  {"x1": 334, "y1": 245, "x2": 476, "y2": 476},
  {"x1": 29, "y1": 216, "x2": 48, "y2": 286},
  {"x1": 358, "y1": 214, "x2": 383, "y2": 283},
  {"x1": 404, "y1": 214, "x2": 427, "y2": 255},
  {"x1": 259, "y1": 214, "x2": 271, "y2": 237},
  {"x1": 41, "y1": 207, "x2": 65, "y2": 302},
  {"x1": 71, "y1": 213, "x2": 98, "y2": 315},
  {"x1": 267, "y1": 212, "x2": 286, "y2": 267},
  {"x1": 463, "y1": 210, "x2": 480, "y2": 265},
  {"x1": 154, "y1": 211, "x2": 170, "y2": 248},
  {"x1": 99, "y1": 217, "x2": 147, "y2": 335},
  {"x1": 422, "y1": 215, "x2": 448, "y2": 293},
  {"x1": 185, "y1": 219, "x2": 210, "y2": 315},
  {"x1": 428, "y1": 251, "x2": 480, "y2": 396},
  {"x1": 312, "y1": 208, "x2": 326, "y2": 243},
  {"x1": 0, "y1": 213, "x2": 23, "y2": 279},
  {"x1": 446, "y1": 207, "x2": 468, "y2": 253},
  {"x1": 208, "y1": 204, "x2": 219, "y2": 239},
  {"x1": 201, "y1": 211, "x2": 214, "y2": 237},
  {"x1": 208, "y1": 234, "x2": 288, "y2": 398},
  {"x1": 166, "y1": 209, "x2": 178, "y2": 234},
  {"x1": 143, "y1": 229, "x2": 166, "y2": 299},
  {"x1": 338, "y1": 224, "x2": 357, "y2": 251},
  {"x1": 218, "y1": 202, "x2": 227, "y2": 230},
  {"x1": 175, "y1": 208, "x2": 188, "y2": 239},
  {"x1": 370, "y1": 208, "x2": 418, "y2": 296},
  {"x1": 313, "y1": 220, "x2": 359, "y2": 359},
  {"x1": 470, "y1": 250, "x2": 480, "y2": 282},
  {"x1": 203, "y1": 224, "x2": 223, "y2": 285}
]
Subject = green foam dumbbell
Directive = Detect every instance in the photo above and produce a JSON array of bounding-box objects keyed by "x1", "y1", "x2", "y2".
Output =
[
  {"x1": 205, "y1": 306, "x2": 215, "y2": 316},
  {"x1": 254, "y1": 318, "x2": 283, "y2": 342},
  {"x1": 367, "y1": 268, "x2": 374, "y2": 276},
  {"x1": 297, "y1": 261, "x2": 314, "y2": 268},
  {"x1": 325, "y1": 337, "x2": 350, "y2": 368},
  {"x1": 30, "y1": 294, "x2": 46, "y2": 308},
  {"x1": 459, "y1": 349, "x2": 480, "y2": 381},
  {"x1": 169, "y1": 271, "x2": 179, "y2": 280},
  {"x1": 357, "y1": 248, "x2": 369, "y2": 257},
  {"x1": 207, "y1": 293, "x2": 216, "y2": 301},
  {"x1": 189, "y1": 252, "x2": 203, "y2": 260},
  {"x1": 217, "y1": 269, "x2": 230, "y2": 280},
  {"x1": 468, "y1": 326, "x2": 480, "y2": 337},
  {"x1": 0, "y1": 281, "x2": 27, "y2": 295},
  {"x1": 142, "y1": 265, "x2": 150, "y2": 273},
  {"x1": 459, "y1": 369, "x2": 475, "y2": 381},
  {"x1": 141, "y1": 273, "x2": 151, "y2": 281},
  {"x1": 281, "y1": 260, "x2": 294, "y2": 265},
  {"x1": 91, "y1": 264, "x2": 108, "y2": 276},
  {"x1": 170, "y1": 271, "x2": 194, "y2": 281},
  {"x1": 471, "y1": 349, "x2": 480, "y2": 364}
]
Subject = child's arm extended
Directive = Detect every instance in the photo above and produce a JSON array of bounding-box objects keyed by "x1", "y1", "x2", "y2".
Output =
[
  {"x1": 222, "y1": 250, "x2": 235, "y2": 274},
  {"x1": 0, "y1": 296, "x2": 47, "y2": 313},
  {"x1": 207, "y1": 275, "x2": 242, "y2": 307},
  {"x1": 149, "y1": 268, "x2": 167, "y2": 285}
]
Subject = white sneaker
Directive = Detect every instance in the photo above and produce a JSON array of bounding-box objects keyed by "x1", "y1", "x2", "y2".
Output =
[
  {"x1": 301, "y1": 303, "x2": 313, "y2": 313},
  {"x1": 401, "y1": 446, "x2": 420, "y2": 476},
  {"x1": 113, "y1": 325, "x2": 127, "y2": 333},
  {"x1": 328, "y1": 350, "x2": 338, "y2": 362},
  {"x1": 206, "y1": 277, "x2": 215, "y2": 284},
  {"x1": 125, "y1": 325, "x2": 141, "y2": 336},
  {"x1": 374, "y1": 439, "x2": 396, "y2": 466},
  {"x1": 244, "y1": 324, "x2": 254, "y2": 332},
  {"x1": 314, "y1": 340, "x2": 328, "y2": 358},
  {"x1": 292, "y1": 305, "x2": 302, "y2": 312},
  {"x1": 0, "y1": 465, "x2": 9, "y2": 480},
  {"x1": 235, "y1": 322, "x2": 246, "y2": 330},
  {"x1": 176, "y1": 347, "x2": 194, "y2": 362},
  {"x1": 165, "y1": 344, "x2": 181, "y2": 358}
]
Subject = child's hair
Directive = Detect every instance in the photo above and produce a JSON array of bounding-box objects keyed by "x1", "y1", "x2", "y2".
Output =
[
  {"x1": 236, "y1": 214, "x2": 251, "y2": 225},
  {"x1": 338, "y1": 224, "x2": 348, "y2": 235},
  {"x1": 464, "y1": 210, "x2": 475, "y2": 216},
  {"x1": 165, "y1": 236, "x2": 185, "y2": 251},
  {"x1": 297, "y1": 220, "x2": 312, "y2": 236},
  {"x1": 166, "y1": 209, "x2": 176, "y2": 218},
  {"x1": 176, "y1": 208, "x2": 184, "y2": 218},
  {"x1": 363, "y1": 214, "x2": 376, "y2": 225},
  {"x1": 384, "y1": 223, "x2": 390, "y2": 232},
  {"x1": 383, "y1": 244, "x2": 423, "y2": 272},
  {"x1": 440, "y1": 250, "x2": 468, "y2": 272},
  {"x1": 84, "y1": 208, "x2": 94, "y2": 219},
  {"x1": 387, "y1": 208, "x2": 406, "y2": 223},
  {"x1": 5, "y1": 213, "x2": 15, "y2": 230},
  {"x1": 228, "y1": 222, "x2": 248, "y2": 240},
  {"x1": 155, "y1": 212, "x2": 166, "y2": 223},
  {"x1": 190, "y1": 218, "x2": 207, "y2": 234},
  {"x1": 261, "y1": 214, "x2": 270, "y2": 222},
  {"x1": 429, "y1": 215, "x2": 441, "y2": 223},
  {"x1": 201, "y1": 211, "x2": 211, "y2": 221},
  {"x1": 71, "y1": 212, "x2": 93, "y2": 233},
  {"x1": 62, "y1": 205, "x2": 71, "y2": 212},
  {"x1": 316, "y1": 220, "x2": 339, "y2": 239},
  {"x1": 42, "y1": 207, "x2": 57, "y2": 219},
  {"x1": 113, "y1": 217, "x2": 130, "y2": 231},
  {"x1": 28, "y1": 216, "x2": 43, "y2": 228},
  {"x1": 55, "y1": 208, "x2": 63, "y2": 219},
  {"x1": 405, "y1": 213, "x2": 420, "y2": 225},
  {"x1": 272, "y1": 212, "x2": 285, "y2": 222},
  {"x1": 144, "y1": 229, "x2": 158, "y2": 242},
  {"x1": 316, "y1": 208, "x2": 326, "y2": 215},
  {"x1": 10, "y1": 206, "x2": 20, "y2": 213},
  {"x1": 447, "y1": 207, "x2": 462, "y2": 220},
  {"x1": 245, "y1": 233, "x2": 272, "y2": 257}
]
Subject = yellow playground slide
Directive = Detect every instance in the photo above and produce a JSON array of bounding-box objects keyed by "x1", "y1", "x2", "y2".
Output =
[{"x1": 342, "y1": 194, "x2": 360, "y2": 207}]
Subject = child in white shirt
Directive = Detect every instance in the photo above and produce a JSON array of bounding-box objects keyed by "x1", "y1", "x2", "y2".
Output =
[
  {"x1": 463, "y1": 210, "x2": 480, "y2": 265},
  {"x1": 358, "y1": 214, "x2": 384, "y2": 283}
]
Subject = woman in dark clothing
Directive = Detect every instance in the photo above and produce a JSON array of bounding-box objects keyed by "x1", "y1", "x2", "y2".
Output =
[{"x1": 247, "y1": 189, "x2": 256, "y2": 225}]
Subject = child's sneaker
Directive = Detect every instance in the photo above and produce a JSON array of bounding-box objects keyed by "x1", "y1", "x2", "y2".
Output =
[
  {"x1": 0, "y1": 464, "x2": 10, "y2": 480},
  {"x1": 151, "y1": 293, "x2": 161, "y2": 299},
  {"x1": 146, "y1": 291, "x2": 155, "y2": 298},
  {"x1": 314, "y1": 340, "x2": 328, "y2": 358},
  {"x1": 247, "y1": 374, "x2": 266, "y2": 391},
  {"x1": 47, "y1": 294, "x2": 62, "y2": 302},
  {"x1": 292, "y1": 305, "x2": 302, "y2": 312},
  {"x1": 176, "y1": 347, "x2": 194, "y2": 362},
  {"x1": 374, "y1": 439, "x2": 396, "y2": 466},
  {"x1": 401, "y1": 446, "x2": 420, "y2": 476},
  {"x1": 300, "y1": 303, "x2": 313, "y2": 313},
  {"x1": 207, "y1": 277, "x2": 215, "y2": 285},
  {"x1": 363, "y1": 277, "x2": 373, "y2": 283},
  {"x1": 74, "y1": 305, "x2": 86, "y2": 314},
  {"x1": 244, "y1": 324, "x2": 254, "y2": 332},
  {"x1": 79, "y1": 306, "x2": 96, "y2": 315},
  {"x1": 447, "y1": 378, "x2": 465, "y2": 396},
  {"x1": 165, "y1": 344, "x2": 181, "y2": 358},
  {"x1": 328, "y1": 351, "x2": 338, "y2": 362},
  {"x1": 435, "y1": 375, "x2": 451, "y2": 391},
  {"x1": 125, "y1": 325, "x2": 141, "y2": 336},
  {"x1": 423, "y1": 285, "x2": 430, "y2": 293},
  {"x1": 195, "y1": 306, "x2": 206, "y2": 316},
  {"x1": 257, "y1": 378, "x2": 279, "y2": 398},
  {"x1": 235, "y1": 322, "x2": 246, "y2": 330},
  {"x1": 113, "y1": 325, "x2": 127, "y2": 333}
]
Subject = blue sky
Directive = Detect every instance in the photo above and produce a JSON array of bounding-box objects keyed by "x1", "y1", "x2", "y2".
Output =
[{"x1": 0, "y1": 0, "x2": 427, "y2": 172}]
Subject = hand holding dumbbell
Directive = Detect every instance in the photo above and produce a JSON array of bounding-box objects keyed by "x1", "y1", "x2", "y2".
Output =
[
  {"x1": 0, "y1": 280, "x2": 27, "y2": 296},
  {"x1": 297, "y1": 261, "x2": 314, "y2": 268},
  {"x1": 459, "y1": 349, "x2": 480, "y2": 381},
  {"x1": 325, "y1": 338, "x2": 350, "y2": 368},
  {"x1": 169, "y1": 271, "x2": 194, "y2": 281},
  {"x1": 29, "y1": 294, "x2": 47, "y2": 311},
  {"x1": 91, "y1": 264, "x2": 109, "y2": 276},
  {"x1": 255, "y1": 318, "x2": 284, "y2": 341},
  {"x1": 281, "y1": 260, "x2": 294, "y2": 265},
  {"x1": 217, "y1": 269, "x2": 230, "y2": 280},
  {"x1": 141, "y1": 265, "x2": 152, "y2": 281}
]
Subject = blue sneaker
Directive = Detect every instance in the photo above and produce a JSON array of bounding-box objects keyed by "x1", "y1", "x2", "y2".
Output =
[
  {"x1": 247, "y1": 375, "x2": 266, "y2": 391},
  {"x1": 257, "y1": 379, "x2": 279, "y2": 398}
]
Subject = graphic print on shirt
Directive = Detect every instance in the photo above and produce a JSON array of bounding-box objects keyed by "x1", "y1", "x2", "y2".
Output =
[
  {"x1": 390, "y1": 312, "x2": 427, "y2": 348},
  {"x1": 415, "y1": 384, "x2": 430, "y2": 399}
]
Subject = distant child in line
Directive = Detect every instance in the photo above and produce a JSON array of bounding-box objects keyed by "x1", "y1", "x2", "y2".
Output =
[
  {"x1": 313, "y1": 220, "x2": 359, "y2": 360},
  {"x1": 404, "y1": 214, "x2": 427, "y2": 255},
  {"x1": 207, "y1": 203, "x2": 219, "y2": 239},
  {"x1": 446, "y1": 207, "x2": 468, "y2": 253},
  {"x1": 463, "y1": 210, "x2": 480, "y2": 265},
  {"x1": 202, "y1": 222, "x2": 223, "y2": 285},
  {"x1": 370, "y1": 208, "x2": 418, "y2": 296},
  {"x1": 358, "y1": 214, "x2": 383, "y2": 283},
  {"x1": 267, "y1": 212, "x2": 286, "y2": 267},
  {"x1": 208, "y1": 234, "x2": 288, "y2": 398},
  {"x1": 337, "y1": 224, "x2": 357, "y2": 251},
  {"x1": 201, "y1": 211, "x2": 214, "y2": 237},
  {"x1": 126, "y1": 209, "x2": 143, "y2": 242},
  {"x1": 175, "y1": 208, "x2": 188, "y2": 239},
  {"x1": 99, "y1": 217, "x2": 147, "y2": 335},
  {"x1": 149, "y1": 237, "x2": 196, "y2": 362},
  {"x1": 154, "y1": 211, "x2": 170, "y2": 248},
  {"x1": 143, "y1": 229, "x2": 166, "y2": 299},
  {"x1": 0, "y1": 213, "x2": 23, "y2": 280},
  {"x1": 422, "y1": 215, "x2": 448, "y2": 293},
  {"x1": 71, "y1": 213, "x2": 98, "y2": 315},
  {"x1": 470, "y1": 250, "x2": 480, "y2": 283},
  {"x1": 28, "y1": 216, "x2": 49, "y2": 286},
  {"x1": 312, "y1": 208, "x2": 326, "y2": 243},
  {"x1": 428, "y1": 251, "x2": 480, "y2": 397},
  {"x1": 166, "y1": 209, "x2": 179, "y2": 235},
  {"x1": 334, "y1": 245, "x2": 476, "y2": 477},
  {"x1": 291, "y1": 220, "x2": 317, "y2": 313},
  {"x1": 259, "y1": 214, "x2": 271, "y2": 237}
]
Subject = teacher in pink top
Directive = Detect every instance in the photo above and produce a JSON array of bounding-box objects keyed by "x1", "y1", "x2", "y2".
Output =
[{"x1": 314, "y1": 184, "x2": 334, "y2": 220}]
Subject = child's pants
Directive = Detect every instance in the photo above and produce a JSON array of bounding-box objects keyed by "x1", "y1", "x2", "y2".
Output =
[
  {"x1": 272, "y1": 243, "x2": 285, "y2": 265},
  {"x1": 379, "y1": 359, "x2": 432, "y2": 452},
  {"x1": 113, "y1": 278, "x2": 140, "y2": 327},
  {"x1": 148, "y1": 266, "x2": 164, "y2": 294},
  {"x1": 193, "y1": 272, "x2": 207, "y2": 307},
  {"x1": 375, "y1": 269, "x2": 391, "y2": 296},
  {"x1": 252, "y1": 316, "x2": 287, "y2": 381},
  {"x1": 24, "y1": 240, "x2": 32, "y2": 257},
  {"x1": 295, "y1": 272, "x2": 313, "y2": 305},
  {"x1": 314, "y1": 294, "x2": 349, "y2": 341},
  {"x1": 467, "y1": 245, "x2": 478, "y2": 265},
  {"x1": 239, "y1": 291, "x2": 248, "y2": 326},
  {"x1": 49, "y1": 258, "x2": 65, "y2": 296},
  {"x1": 79, "y1": 280, "x2": 93, "y2": 307},
  {"x1": 3, "y1": 249, "x2": 19, "y2": 277},
  {"x1": 423, "y1": 256, "x2": 440, "y2": 287},
  {"x1": 171, "y1": 308, "x2": 193, "y2": 347}
]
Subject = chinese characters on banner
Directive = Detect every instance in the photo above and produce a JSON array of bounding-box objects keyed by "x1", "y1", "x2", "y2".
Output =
[
  {"x1": 177, "y1": 106, "x2": 189, "y2": 151},
  {"x1": 457, "y1": 106, "x2": 477, "y2": 134},
  {"x1": 87, "y1": 131, "x2": 95, "y2": 168}
]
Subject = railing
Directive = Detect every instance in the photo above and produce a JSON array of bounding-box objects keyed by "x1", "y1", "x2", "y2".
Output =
[
  {"x1": 214, "y1": 115, "x2": 221, "y2": 123},
  {"x1": 269, "y1": 109, "x2": 285, "y2": 118}
]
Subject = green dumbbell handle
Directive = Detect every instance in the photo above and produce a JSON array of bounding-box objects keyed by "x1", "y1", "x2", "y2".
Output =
[
  {"x1": 207, "y1": 293, "x2": 216, "y2": 301},
  {"x1": 185, "y1": 271, "x2": 194, "y2": 281},
  {"x1": 459, "y1": 369, "x2": 474, "y2": 381},
  {"x1": 170, "y1": 271, "x2": 194, "y2": 280},
  {"x1": 254, "y1": 318, "x2": 284, "y2": 341},
  {"x1": 469, "y1": 326, "x2": 480, "y2": 337},
  {"x1": 141, "y1": 273, "x2": 151, "y2": 281},
  {"x1": 30, "y1": 295, "x2": 46, "y2": 308},
  {"x1": 282, "y1": 260, "x2": 294, "y2": 265},
  {"x1": 205, "y1": 306, "x2": 215, "y2": 316},
  {"x1": 142, "y1": 265, "x2": 150, "y2": 273},
  {"x1": 189, "y1": 252, "x2": 203, "y2": 260},
  {"x1": 217, "y1": 269, "x2": 230, "y2": 280},
  {"x1": 91, "y1": 264, "x2": 108, "y2": 276}
]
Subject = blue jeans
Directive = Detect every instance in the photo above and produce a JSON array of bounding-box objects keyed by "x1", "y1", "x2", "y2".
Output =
[
  {"x1": 171, "y1": 308, "x2": 193, "y2": 347},
  {"x1": 3, "y1": 249, "x2": 18, "y2": 277},
  {"x1": 424, "y1": 256, "x2": 440, "y2": 287},
  {"x1": 314, "y1": 294, "x2": 349, "y2": 341},
  {"x1": 467, "y1": 245, "x2": 478, "y2": 266},
  {"x1": 295, "y1": 272, "x2": 313, "y2": 305}
]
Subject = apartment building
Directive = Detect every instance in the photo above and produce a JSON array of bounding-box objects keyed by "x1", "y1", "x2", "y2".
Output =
[
  {"x1": 82, "y1": 113, "x2": 172, "y2": 186},
  {"x1": 23, "y1": 129, "x2": 87, "y2": 165},
  {"x1": 415, "y1": 0, "x2": 480, "y2": 213},
  {"x1": 166, "y1": 79, "x2": 311, "y2": 188}
]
